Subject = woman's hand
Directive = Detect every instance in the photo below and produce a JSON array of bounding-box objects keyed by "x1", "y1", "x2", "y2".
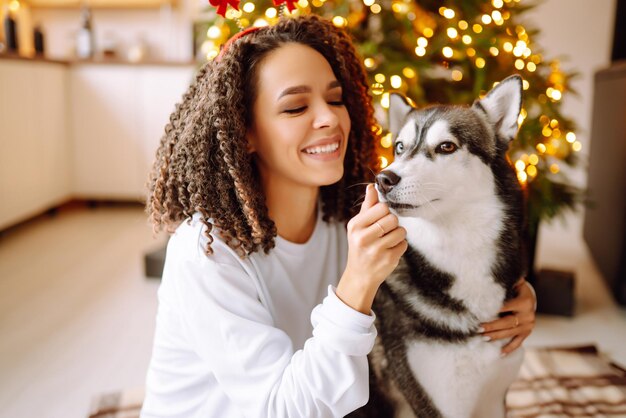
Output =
[
  {"x1": 480, "y1": 278, "x2": 537, "y2": 356},
  {"x1": 336, "y1": 184, "x2": 408, "y2": 314}
]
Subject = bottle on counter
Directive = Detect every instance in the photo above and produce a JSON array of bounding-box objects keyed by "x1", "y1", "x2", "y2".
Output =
[
  {"x1": 76, "y1": 5, "x2": 95, "y2": 59},
  {"x1": 34, "y1": 24, "x2": 45, "y2": 55},
  {"x1": 3, "y1": 6, "x2": 19, "y2": 53}
]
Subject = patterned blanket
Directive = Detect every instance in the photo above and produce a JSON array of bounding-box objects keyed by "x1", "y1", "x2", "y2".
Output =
[{"x1": 88, "y1": 345, "x2": 626, "y2": 418}]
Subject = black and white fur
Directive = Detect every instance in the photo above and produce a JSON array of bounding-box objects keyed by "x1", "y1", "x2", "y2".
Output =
[{"x1": 350, "y1": 76, "x2": 526, "y2": 418}]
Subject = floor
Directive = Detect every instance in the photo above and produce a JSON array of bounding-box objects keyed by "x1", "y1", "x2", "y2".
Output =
[{"x1": 0, "y1": 205, "x2": 624, "y2": 418}]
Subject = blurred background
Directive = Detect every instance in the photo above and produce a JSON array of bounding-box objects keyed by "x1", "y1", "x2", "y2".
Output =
[{"x1": 0, "y1": 0, "x2": 624, "y2": 417}]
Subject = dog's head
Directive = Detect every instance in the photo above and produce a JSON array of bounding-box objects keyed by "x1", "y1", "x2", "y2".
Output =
[{"x1": 376, "y1": 75, "x2": 522, "y2": 221}]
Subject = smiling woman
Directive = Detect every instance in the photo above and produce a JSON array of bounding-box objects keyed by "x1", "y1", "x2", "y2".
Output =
[{"x1": 141, "y1": 15, "x2": 405, "y2": 418}]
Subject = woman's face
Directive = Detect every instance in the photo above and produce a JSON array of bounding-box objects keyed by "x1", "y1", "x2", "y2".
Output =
[{"x1": 247, "y1": 42, "x2": 351, "y2": 191}]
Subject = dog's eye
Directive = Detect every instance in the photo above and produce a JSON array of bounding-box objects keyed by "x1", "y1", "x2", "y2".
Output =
[
  {"x1": 436, "y1": 142, "x2": 458, "y2": 154},
  {"x1": 395, "y1": 142, "x2": 405, "y2": 155}
]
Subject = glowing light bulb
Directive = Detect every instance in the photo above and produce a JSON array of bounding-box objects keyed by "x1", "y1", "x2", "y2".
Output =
[
  {"x1": 473, "y1": 24, "x2": 483, "y2": 33},
  {"x1": 475, "y1": 57, "x2": 485, "y2": 68},
  {"x1": 442, "y1": 47, "x2": 453, "y2": 58},
  {"x1": 462, "y1": 35, "x2": 472, "y2": 44},
  {"x1": 482, "y1": 14, "x2": 492, "y2": 24},
  {"x1": 381, "y1": 133, "x2": 392, "y2": 148},
  {"x1": 489, "y1": 47, "x2": 499, "y2": 56},
  {"x1": 403, "y1": 67, "x2": 416, "y2": 78},
  {"x1": 447, "y1": 28, "x2": 458, "y2": 38},
  {"x1": 381, "y1": 92, "x2": 390, "y2": 109},
  {"x1": 459, "y1": 20, "x2": 469, "y2": 30},
  {"x1": 390, "y1": 75, "x2": 402, "y2": 89},
  {"x1": 566, "y1": 132, "x2": 576, "y2": 143},
  {"x1": 364, "y1": 58, "x2": 375, "y2": 68},
  {"x1": 417, "y1": 37, "x2": 428, "y2": 48},
  {"x1": 452, "y1": 70, "x2": 463, "y2": 81},
  {"x1": 415, "y1": 47, "x2": 426, "y2": 57},
  {"x1": 371, "y1": 83, "x2": 384, "y2": 95},
  {"x1": 379, "y1": 156, "x2": 389, "y2": 168},
  {"x1": 375, "y1": 73, "x2": 386, "y2": 83},
  {"x1": 243, "y1": 2, "x2": 255, "y2": 12},
  {"x1": 423, "y1": 28, "x2": 434, "y2": 38},
  {"x1": 265, "y1": 7, "x2": 277, "y2": 18}
]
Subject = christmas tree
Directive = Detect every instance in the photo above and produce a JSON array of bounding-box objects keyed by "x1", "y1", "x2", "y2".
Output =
[{"x1": 197, "y1": 0, "x2": 584, "y2": 277}]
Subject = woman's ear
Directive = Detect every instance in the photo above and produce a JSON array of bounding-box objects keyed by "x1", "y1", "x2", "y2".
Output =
[{"x1": 246, "y1": 131, "x2": 257, "y2": 154}]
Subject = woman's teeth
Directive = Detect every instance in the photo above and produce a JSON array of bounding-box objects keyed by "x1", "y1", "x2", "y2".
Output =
[{"x1": 303, "y1": 142, "x2": 339, "y2": 155}]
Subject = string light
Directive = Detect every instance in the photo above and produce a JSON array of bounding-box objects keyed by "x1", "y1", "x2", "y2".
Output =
[
  {"x1": 243, "y1": 2, "x2": 255, "y2": 12},
  {"x1": 492, "y1": 0, "x2": 504, "y2": 7},
  {"x1": 475, "y1": 57, "x2": 486, "y2": 68},
  {"x1": 482, "y1": 14, "x2": 492, "y2": 24},
  {"x1": 381, "y1": 133, "x2": 392, "y2": 148},
  {"x1": 452, "y1": 69, "x2": 463, "y2": 81},
  {"x1": 442, "y1": 47, "x2": 453, "y2": 58},
  {"x1": 503, "y1": 42, "x2": 513, "y2": 52},
  {"x1": 381, "y1": 92, "x2": 390, "y2": 109},
  {"x1": 371, "y1": 4, "x2": 382, "y2": 13},
  {"x1": 390, "y1": 75, "x2": 402, "y2": 88},
  {"x1": 572, "y1": 141, "x2": 582, "y2": 152},
  {"x1": 363, "y1": 0, "x2": 375, "y2": 5},
  {"x1": 364, "y1": 58, "x2": 375, "y2": 68},
  {"x1": 527, "y1": 165, "x2": 537, "y2": 177},
  {"x1": 550, "y1": 164, "x2": 560, "y2": 174},
  {"x1": 459, "y1": 20, "x2": 469, "y2": 30},
  {"x1": 515, "y1": 59, "x2": 524, "y2": 70},
  {"x1": 423, "y1": 28, "x2": 434, "y2": 37},
  {"x1": 265, "y1": 7, "x2": 277, "y2": 18},
  {"x1": 566, "y1": 132, "x2": 576, "y2": 143},
  {"x1": 462, "y1": 35, "x2": 472, "y2": 44},
  {"x1": 371, "y1": 83, "x2": 384, "y2": 95},
  {"x1": 447, "y1": 28, "x2": 459, "y2": 39},
  {"x1": 403, "y1": 67, "x2": 416, "y2": 78},
  {"x1": 473, "y1": 24, "x2": 483, "y2": 33},
  {"x1": 379, "y1": 156, "x2": 389, "y2": 168},
  {"x1": 489, "y1": 47, "x2": 499, "y2": 56},
  {"x1": 415, "y1": 47, "x2": 427, "y2": 56},
  {"x1": 467, "y1": 48, "x2": 476, "y2": 57},
  {"x1": 375, "y1": 73, "x2": 386, "y2": 83},
  {"x1": 332, "y1": 16, "x2": 347, "y2": 27},
  {"x1": 536, "y1": 143, "x2": 547, "y2": 154}
]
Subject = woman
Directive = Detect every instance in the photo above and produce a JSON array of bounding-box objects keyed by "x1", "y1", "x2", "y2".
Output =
[{"x1": 142, "y1": 15, "x2": 535, "y2": 417}]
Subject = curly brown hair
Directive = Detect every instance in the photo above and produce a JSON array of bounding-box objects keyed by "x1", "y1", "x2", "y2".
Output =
[{"x1": 146, "y1": 15, "x2": 379, "y2": 257}]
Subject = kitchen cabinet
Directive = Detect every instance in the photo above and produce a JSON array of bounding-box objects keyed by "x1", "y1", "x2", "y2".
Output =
[
  {"x1": 70, "y1": 63, "x2": 195, "y2": 200},
  {"x1": 0, "y1": 56, "x2": 195, "y2": 230},
  {"x1": 0, "y1": 59, "x2": 71, "y2": 230}
]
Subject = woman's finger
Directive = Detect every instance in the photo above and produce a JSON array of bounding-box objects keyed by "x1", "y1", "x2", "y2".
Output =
[
  {"x1": 378, "y1": 226, "x2": 406, "y2": 249},
  {"x1": 499, "y1": 281, "x2": 535, "y2": 314},
  {"x1": 501, "y1": 335, "x2": 526, "y2": 356},
  {"x1": 359, "y1": 184, "x2": 379, "y2": 213},
  {"x1": 364, "y1": 212, "x2": 399, "y2": 238},
  {"x1": 482, "y1": 323, "x2": 533, "y2": 341},
  {"x1": 480, "y1": 311, "x2": 533, "y2": 333}
]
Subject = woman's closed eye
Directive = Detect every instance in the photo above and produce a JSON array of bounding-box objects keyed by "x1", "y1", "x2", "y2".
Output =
[{"x1": 283, "y1": 100, "x2": 345, "y2": 115}]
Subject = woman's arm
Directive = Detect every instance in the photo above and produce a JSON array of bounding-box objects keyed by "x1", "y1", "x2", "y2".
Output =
[
  {"x1": 479, "y1": 278, "x2": 537, "y2": 355},
  {"x1": 147, "y1": 254, "x2": 375, "y2": 418}
]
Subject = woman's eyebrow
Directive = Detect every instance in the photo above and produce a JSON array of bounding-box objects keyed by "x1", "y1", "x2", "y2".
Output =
[{"x1": 277, "y1": 81, "x2": 342, "y2": 101}]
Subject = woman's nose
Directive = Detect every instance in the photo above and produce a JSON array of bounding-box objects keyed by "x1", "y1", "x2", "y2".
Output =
[{"x1": 312, "y1": 102, "x2": 339, "y2": 129}]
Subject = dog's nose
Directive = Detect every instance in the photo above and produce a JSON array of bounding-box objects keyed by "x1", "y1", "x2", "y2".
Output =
[{"x1": 376, "y1": 170, "x2": 401, "y2": 194}]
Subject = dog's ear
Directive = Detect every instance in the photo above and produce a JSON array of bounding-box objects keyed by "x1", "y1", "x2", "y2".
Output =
[
  {"x1": 472, "y1": 75, "x2": 522, "y2": 142},
  {"x1": 389, "y1": 93, "x2": 414, "y2": 135}
]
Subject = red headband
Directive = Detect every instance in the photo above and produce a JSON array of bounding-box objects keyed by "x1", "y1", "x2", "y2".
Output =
[{"x1": 215, "y1": 26, "x2": 262, "y2": 62}]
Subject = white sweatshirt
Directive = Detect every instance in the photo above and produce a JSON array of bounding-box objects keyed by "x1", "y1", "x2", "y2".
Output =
[{"x1": 141, "y1": 211, "x2": 377, "y2": 418}]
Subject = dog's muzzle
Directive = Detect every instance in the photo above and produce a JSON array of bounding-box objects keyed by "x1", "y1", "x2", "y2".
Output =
[{"x1": 376, "y1": 170, "x2": 401, "y2": 195}]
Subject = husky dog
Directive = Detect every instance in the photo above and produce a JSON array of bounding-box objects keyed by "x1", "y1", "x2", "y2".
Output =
[{"x1": 350, "y1": 75, "x2": 526, "y2": 418}]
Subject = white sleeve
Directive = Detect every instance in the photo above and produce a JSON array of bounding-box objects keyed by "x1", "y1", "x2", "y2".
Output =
[{"x1": 173, "y1": 256, "x2": 377, "y2": 418}]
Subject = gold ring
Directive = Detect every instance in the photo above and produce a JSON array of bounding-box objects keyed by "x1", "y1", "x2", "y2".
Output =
[
  {"x1": 513, "y1": 314, "x2": 519, "y2": 328},
  {"x1": 375, "y1": 221, "x2": 385, "y2": 236}
]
